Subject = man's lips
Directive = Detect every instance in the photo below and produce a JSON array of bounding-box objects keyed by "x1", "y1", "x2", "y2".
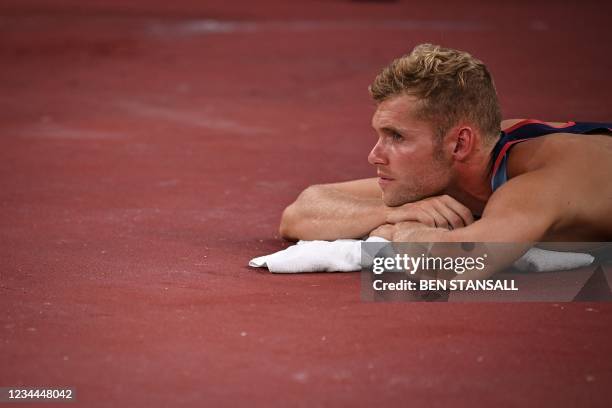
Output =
[
  {"x1": 377, "y1": 173, "x2": 394, "y2": 186},
  {"x1": 377, "y1": 172, "x2": 394, "y2": 180}
]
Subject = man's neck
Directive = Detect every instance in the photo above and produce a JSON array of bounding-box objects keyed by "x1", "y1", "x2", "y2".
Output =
[{"x1": 445, "y1": 143, "x2": 495, "y2": 216}]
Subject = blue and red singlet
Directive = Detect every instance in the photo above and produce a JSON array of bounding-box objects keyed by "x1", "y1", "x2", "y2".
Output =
[{"x1": 490, "y1": 119, "x2": 612, "y2": 192}]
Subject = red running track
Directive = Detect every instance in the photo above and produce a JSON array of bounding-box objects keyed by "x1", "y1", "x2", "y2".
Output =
[{"x1": 1, "y1": 1, "x2": 611, "y2": 406}]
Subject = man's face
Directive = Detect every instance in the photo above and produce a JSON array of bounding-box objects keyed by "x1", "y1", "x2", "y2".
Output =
[{"x1": 368, "y1": 94, "x2": 453, "y2": 206}]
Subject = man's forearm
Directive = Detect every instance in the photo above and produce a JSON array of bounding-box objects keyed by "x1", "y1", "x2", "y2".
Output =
[
  {"x1": 391, "y1": 222, "x2": 531, "y2": 279},
  {"x1": 279, "y1": 185, "x2": 388, "y2": 241}
]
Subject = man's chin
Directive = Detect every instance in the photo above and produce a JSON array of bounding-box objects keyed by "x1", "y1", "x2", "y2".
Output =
[
  {"x1": 382, "y1": 190, "x2": 426, "y2": 207},
  {"x1": 382, "y1": 193, "x2": 407, "y2": 207}
]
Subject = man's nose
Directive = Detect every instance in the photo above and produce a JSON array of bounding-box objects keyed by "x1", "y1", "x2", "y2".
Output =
[{"x1": 368, "y1": 140, "x2": 388, "y2": 166}]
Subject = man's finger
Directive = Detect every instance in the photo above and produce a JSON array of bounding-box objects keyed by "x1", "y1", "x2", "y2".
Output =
[
  {"x1": 418, "y1": 207, "x2": 448, "y2": 229},
  {"x1": 440, "y1": 195, "x2": 475, "y2": 225},
  {"x1": 432, "y1": 199, "x2": 465, "y2": 229}
]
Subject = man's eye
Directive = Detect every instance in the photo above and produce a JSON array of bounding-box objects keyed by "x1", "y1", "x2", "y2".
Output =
[{"x1": 391, "y1": 132, "x2": 404, "y2": 141}]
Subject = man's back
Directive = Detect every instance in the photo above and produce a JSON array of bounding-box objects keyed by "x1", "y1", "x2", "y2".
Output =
[{"x1": 504, "y1": 130, "x2": 612, "y2": 240}]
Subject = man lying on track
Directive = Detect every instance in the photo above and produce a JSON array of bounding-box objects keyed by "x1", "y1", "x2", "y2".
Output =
[{"x1": 279, "y1": 44, "x2": 611, "y2": 272}]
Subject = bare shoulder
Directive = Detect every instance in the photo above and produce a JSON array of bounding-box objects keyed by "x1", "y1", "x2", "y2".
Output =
[
  {"x1": 509, "y1": 131, "x2": 612, "y2": 176},
  {"x1": 501, "y1": 117, "x2": 611, "y2": 171},
  {"x1": 502, "y1": 134, "x2": 612, "y2": 239}
]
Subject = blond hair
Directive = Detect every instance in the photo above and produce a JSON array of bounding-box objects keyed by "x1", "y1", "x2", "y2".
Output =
[{"x1": 369, "y1": 44, "x2": 501, "y2": 142}]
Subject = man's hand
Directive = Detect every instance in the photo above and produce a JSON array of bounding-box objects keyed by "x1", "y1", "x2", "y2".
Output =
[
  {"x1": 369, "y1": 221, "x2": 433, "y2": 241},
  {"x1": 369, "y1": 223, "x2": 395, "y2": 240},
  {"x1": 392, "y1": 221, "x2": 440, "y2": 241},
  {"x1": 385, "y1": 195, "x2": 474, "y2": 230}
]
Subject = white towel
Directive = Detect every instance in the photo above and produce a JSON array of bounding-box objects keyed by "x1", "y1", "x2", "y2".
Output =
[
  {"x1": 249, "y1": 237, "x2": 388, "y2": 273},
  {"x1": 512, "y1": 246, "x2": 594, "y2": 272},
  {"x1": 249, "y1": 238, "x2": 594, "y2": 274}
]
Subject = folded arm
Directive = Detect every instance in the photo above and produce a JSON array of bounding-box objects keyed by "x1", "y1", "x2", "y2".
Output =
[
  {"x1": 279, "y1": 178, "x2": 388, "y2": 241},
  {"x1": 279, "y1": 178, "x2": 474, "y2": 241}
]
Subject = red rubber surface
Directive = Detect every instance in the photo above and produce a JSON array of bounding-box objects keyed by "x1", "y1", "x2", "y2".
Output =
[{"x1": 1, "y1": 1, "x2": 611, "y2": 407}]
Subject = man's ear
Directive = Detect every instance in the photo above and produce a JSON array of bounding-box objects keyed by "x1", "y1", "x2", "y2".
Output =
[{"x1": 452, "y1": 126, "x2": 475, "y2": 160}]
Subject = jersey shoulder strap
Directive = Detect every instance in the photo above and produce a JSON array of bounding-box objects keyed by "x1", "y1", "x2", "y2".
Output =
[{"x1": 490, "y1": 120, "x2": 612, "y2": 192}]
